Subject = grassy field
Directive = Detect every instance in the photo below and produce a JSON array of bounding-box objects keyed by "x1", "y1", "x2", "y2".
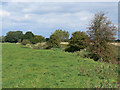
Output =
[{"x1": 2, "y1": 43, "x2": 118, "y2": 88}]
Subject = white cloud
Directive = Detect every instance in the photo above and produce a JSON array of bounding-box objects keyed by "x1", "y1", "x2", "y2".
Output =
[
  {"x1": 1, "y1": 2, "x2": 118, "y2": 37},
  {"x1": 23, "y1": 8, "x2": 31, "y2": 12},
  {"x1": 0, "y1": 10, "x2": 10, "y2": 17},
  {"x1": 24, "y1": 14, "x2": 31, "y2": 19},
  {"x1": 80, "y1": 17, "x2": 88, "y2": 21}
]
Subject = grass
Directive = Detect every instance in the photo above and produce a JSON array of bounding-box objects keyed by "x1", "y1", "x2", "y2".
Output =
[{"x1": 2, "y1": 43, "x2": 118, "y2": 88}]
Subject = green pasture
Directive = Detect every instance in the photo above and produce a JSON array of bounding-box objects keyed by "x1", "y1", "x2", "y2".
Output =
[{"x1": 2, "y1": 43, "x2": 118, "y2": 88}]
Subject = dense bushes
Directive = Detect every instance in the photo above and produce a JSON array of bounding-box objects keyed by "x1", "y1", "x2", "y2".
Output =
[
  {"x1": 46, "y1": 34, "x2": 60, "y2": 49},
  {"x1": 65, "y1": 31, "x2": 88, "y2": 52},
  {"x1": 3, "y1": 31, "x2": 46, "y2": 45},
  {"x1": 32, "y1": 35, "x2": 45, "y2": 44},
  {"x1": 46, "y1": 29, "x2": 69, "y2": 49},
  {"x1": 5, "y1": 31, "x2": 23, "y2": 43},
  {"x1": 24, "y1": 31, "x2": 34, "y2": 43},
  {"x1": 22, "y1": 32, "x2": 45, "y2": 44}
]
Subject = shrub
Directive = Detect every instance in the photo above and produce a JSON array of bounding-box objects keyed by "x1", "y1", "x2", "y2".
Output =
[
  {"x1": 65, "y1": 31, "x2": 88, "y2": 52},
  {"x1": 46, "y1": 34, "x2": 60, "y2": 49},
  {"x1": 21, "y1": 39, "x2": 31, "y2": 45},
  {"x1": 53, "y1": 29, "x2": 69, "y2": 42},
  {"x1": 5, "y1": 31, "x2": 23, "y2": 43},
  {"x1": 24, "y1": 31, "x2": 34, "y2": 43},
  {"x1": 32, "y1": 35, "x2": 45, "y2": 44}
]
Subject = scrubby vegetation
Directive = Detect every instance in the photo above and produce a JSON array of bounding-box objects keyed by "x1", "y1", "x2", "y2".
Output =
[
  {"x1": 21, "y1": 39, "x2": 31, "y2": 45},
  {"x1": 46, "y1": 29, "x2": 69, "y2": 49},
  {"x1": 46, "y1": 34, "x2": 61, "y2": 49},
  {"x1": 32, "y1": 35, "x2": 45, "y2": 44},
  {"x1": 65, "y1": 31, "x2": 88, "y2": 52},
  {"x1": 23, "y1": 31, "x2": 34, "y2": 43}
]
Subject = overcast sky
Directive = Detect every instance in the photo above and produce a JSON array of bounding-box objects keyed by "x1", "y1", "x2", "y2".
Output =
[{"x1": 1, "y1": 2, "x2": 118, "y2": 38}]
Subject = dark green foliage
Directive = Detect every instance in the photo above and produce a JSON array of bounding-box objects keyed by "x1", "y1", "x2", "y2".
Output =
[
  {"x1": 24, "y1": 31, "x2": 34, "y2": 42},
  {"x1": 65, "y1": 31, "x2": 88, "y2": 52},
  {"x1": 87, "y1": 12, "x2": 118, "y2": 63},
  {"x1": 53, "y1": 29, "x2": 69, "y2": 42},
  {"x1": 47, "y1": 34, "x2": 60, "y2": 49},
  {"x1": 21, "y1": 39, "x2": 31, "y2": 45},
  {"x1": 5, "y1": 31, "x2": 23, "y2": 43},
  {"x1": 32, "y1": 35, "x2": 45, "y2": 44}
]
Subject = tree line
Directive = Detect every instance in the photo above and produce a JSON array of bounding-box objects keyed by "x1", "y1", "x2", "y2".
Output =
[
  {"x1": 0, "y1": 12, "x2": 119, "y2": 64},
  {"x1": 1, "y1": 31, "x2": 46, "y2": 44}
]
